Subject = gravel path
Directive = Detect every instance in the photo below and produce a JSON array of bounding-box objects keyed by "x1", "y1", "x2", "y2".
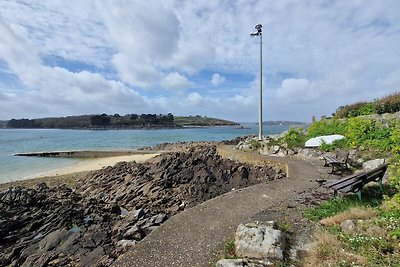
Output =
[{"x1": 113, "y1": 145, "x2": 324, "y2": 267}]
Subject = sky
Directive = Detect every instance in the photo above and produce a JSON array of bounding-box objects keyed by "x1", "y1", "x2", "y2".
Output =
[{"x1": 0, "y1": 0, "x2": 399, "y2": 122}]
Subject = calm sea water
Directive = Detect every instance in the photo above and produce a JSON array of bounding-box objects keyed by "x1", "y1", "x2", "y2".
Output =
[{"x1": 0, "y1": 124, "x2": 289, "y2": 182}]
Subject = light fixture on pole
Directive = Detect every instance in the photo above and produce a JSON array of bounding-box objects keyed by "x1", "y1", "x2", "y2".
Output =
[{"x1": 250, "y1": 24, "x2": 263, "y2": 141}]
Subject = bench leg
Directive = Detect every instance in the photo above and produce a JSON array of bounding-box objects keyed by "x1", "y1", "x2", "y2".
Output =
[
  {"x1": 378, "y1": 178, "x2": 384, "y2": 195},
  {"x1": 324, "y1": 159, "x2": 329, "y2": 167},
  {"x1": 334, "y1": 190, "x2": 339, "y2": 198},
  {"x1": 330, "y1": 164, "x2": 335, "y2": 174},
  {"x1": 355, "y1": 190, "x2": 362, "y2": 201}
]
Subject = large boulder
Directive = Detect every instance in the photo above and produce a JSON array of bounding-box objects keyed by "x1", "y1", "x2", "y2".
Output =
[
  {"x1": 305, "y1": 134, "x2": 345, "y2": 147},
  {"x1": 362, "y1": 159, "x2": 386, "y2": 171},
  {"x1": 235, "y1": 221, "x2": 285, "y2": 261}
]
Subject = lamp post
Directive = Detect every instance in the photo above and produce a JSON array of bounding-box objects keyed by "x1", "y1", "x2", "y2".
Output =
[{"x1": 250, "y1": 24, "x2": 263, "y2": 141}]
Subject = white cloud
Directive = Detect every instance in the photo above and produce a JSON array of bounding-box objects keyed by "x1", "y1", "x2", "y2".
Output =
[
  {"x1": 0, "y1": 15, "x2": 149, "y2": 119},
  {"x1": 276, "y1": 79, "x2": 317, "y2": 102},
  {"x1": 0, "y1": 1, "x2": 400, "y2": 121},
  {"x1": 211, "y1": 73, "x2": 225, "y2": 86},
  {"x1": 162, "y1": 72, "x2": 192, "y2": 90},
  {"x1": 97, "y1": 0, "x2": 182, "y2": 88}
]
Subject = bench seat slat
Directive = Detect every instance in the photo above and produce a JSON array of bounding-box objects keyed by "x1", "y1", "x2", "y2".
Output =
[
  {"x1": 324, "y1": 173, "x2": 362, "y2": 188},
  {"x1": 323, "y1": 163, "x2": 389, "y2": 199},
  {"x1": 330, "y1": 177, "x2": 364, "y2": 191}
]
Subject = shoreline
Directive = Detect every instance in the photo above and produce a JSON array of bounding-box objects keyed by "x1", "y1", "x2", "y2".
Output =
[{"x1": 0, "y1": 151, "x2": 160, "y2": 191}]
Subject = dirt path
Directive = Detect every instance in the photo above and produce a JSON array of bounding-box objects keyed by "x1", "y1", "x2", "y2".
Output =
[{"x1": 113, "y1": 145, "x2": 324, "y2": 267}]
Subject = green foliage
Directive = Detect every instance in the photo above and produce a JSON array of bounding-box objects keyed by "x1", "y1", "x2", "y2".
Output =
[
  {"x1": 223, "y1": 239, "x2": 236, "y2": 259},
  {"x1": 283, "y1": 128, "x2": 306, "y2": 148},
  {"x1": 7, "y1": 113, "x2": 178, "y2": 129},
  {"x1": 276, "y1": 222, "x2": 291, "y2": 233},
  {"x1": 174, "y1": 115, "x2": 237, "y2": 126},
  {"x1": 335, "y1": 92, "x2": 400, "y2": 118},
  {"x1": 390, "y1": 123, "x2": 400, "y2": 154},
  {"x1": 307, "y1": 117, "x2": 400, "y2": 152},
  {"x1": 307, "y1": 118, "x2": 347, "y2": 138},
  {"x1": 248, "y1": 139, "x2": 261, "y2": 149},
  {"x1": 345, "y1": 118, "x2": 377, "y2": 147},
  {"x1": 319, "y1": 139, "x2": 348, "y2": 152},
  {"x1": 90, "y1": 114, "x2": 111, "y2": 126},
  {"x1": 335, "y1": 102, "x2": 377, "y2": 118},
  {"x1": 389, "y1": 155, "x2": 400, "y2": 206}
]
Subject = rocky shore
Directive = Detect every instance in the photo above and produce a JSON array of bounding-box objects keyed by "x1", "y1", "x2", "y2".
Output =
[{"x1": 0, "y1": 144, "x2": 285, "y2": 266}]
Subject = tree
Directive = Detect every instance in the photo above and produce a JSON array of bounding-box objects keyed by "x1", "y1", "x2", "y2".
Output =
[
  {"x1": 90, "y1": 114, "x2": 111, "y2": 126},
  {"x1": 7, "y1": 119, "x2": 41, "y2": 128}
]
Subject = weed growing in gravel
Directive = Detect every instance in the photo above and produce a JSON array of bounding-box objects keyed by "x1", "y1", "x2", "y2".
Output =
[{"x1": 223, "y1": 239, "x2": 236, "y2": 259}]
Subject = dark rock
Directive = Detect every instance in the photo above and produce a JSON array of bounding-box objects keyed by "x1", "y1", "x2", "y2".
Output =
[
  {"x1": 38, "y1": 229, "x2": 69, "y2": 251},
  {"x1": 0, "y1": 143, "x2": 285, "y2": 267},
  {"x1": 123, "y1": 225, "x2": 143, "y2": 240}
]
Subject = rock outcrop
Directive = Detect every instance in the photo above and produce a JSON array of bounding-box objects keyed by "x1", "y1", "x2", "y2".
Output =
[{"x1": 0, "y1": 145, "x2": 284, "y2": 266}]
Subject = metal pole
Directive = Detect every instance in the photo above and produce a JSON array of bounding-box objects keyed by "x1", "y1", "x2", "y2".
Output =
[{"x1": 258, "y1": 33, "x2": 263, "y2": 141}]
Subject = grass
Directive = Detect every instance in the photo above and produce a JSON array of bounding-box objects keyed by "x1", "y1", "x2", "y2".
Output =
[
  {"x1": 304, "y1": 230, "x2": 368, "y2": 267},
  {"x1": 303, "y1": 185, "x2": 400, "y2": 266},
  {"x1": 304, "y1": 185, "x2": 386, "y2": 221}
]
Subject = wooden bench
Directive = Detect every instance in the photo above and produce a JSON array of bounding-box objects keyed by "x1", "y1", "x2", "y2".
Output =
[
  {"x1": 323, "y1": 149, "x2": 350, "y2": 173},
  {"x1": 324, "y1": 163, "x2": 388, "y2": 200}
]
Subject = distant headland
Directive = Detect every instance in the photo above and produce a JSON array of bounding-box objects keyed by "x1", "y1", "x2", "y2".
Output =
[{"x1": 1, "y1": 113, "x2": 239, "y2": 129}]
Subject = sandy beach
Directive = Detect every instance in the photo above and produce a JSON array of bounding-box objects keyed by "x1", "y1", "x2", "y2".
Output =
[
  {"x1": 37, "y1": 153, "x2": 160, "y2": 177},
  {"x1": 0, "y1": 152, "x2": 160, "y2": 191}
]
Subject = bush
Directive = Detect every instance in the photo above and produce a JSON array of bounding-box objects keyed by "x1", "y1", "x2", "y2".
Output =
[
  {"x1": 307, "y1": 118, "x2": 347, "y2": 138},
  {"x1": 335, "y1": 92, "x2": 400, "y2": 118},
  {"x1": 335, "y1": 102, "x2": 377, "y2": 118},
  {"x1": 376, "y1": 92, "x2": 400, "y2": 114},
  {"x1": 319, "y1": 139, "x2": 348, "y2": 152},
  {"x1": 283, "y1": 128, "x2": 306, "y2": 148},
  {"x1": 345, "y1": 118, "x2": 377, "y2": 147}
]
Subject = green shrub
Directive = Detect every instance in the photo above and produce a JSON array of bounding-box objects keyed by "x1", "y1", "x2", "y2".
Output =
[
  {"x1": 307, "y1": 118, "x2": 347, "y2": 138},
  {"x1": 345, "y1": 118, "x2": 377, "y2": 147},
  {"x1": 283, "y1": 128, "x2": 306, "y2": 147},
  {"x1": 335, "y1": 102, "x2": 377, "y2": 118},
  {"x1": 388, "y1": 155, "x2": 400, "y2": 206},
  {"x1": 390, "y1": 123, "x2": 400, "y2": 153},
  {"x1": 319, "y1": 139, "x2": 348, "y2": 152},
  {"x1": 248, "y1": 139, "x2": 261, "y2": 150},
  {"x1": 335, "y1": 92, "x2": 400, "y2": 118}
]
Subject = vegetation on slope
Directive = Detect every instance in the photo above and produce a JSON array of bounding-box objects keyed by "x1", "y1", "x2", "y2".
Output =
[
  {"x1": 335, "y1": 92, "x2": 400, "y2": 118},
  {"x1": 279, "y1": 95, "x2": 400, "y2": 266},
  {"x1": 174, "y1": 115, "x2": 238, "y2": 126}
]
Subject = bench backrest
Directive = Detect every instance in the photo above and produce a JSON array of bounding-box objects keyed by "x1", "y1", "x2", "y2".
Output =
[
  {"x1": 349, "y1": 163, "x2": 388, "y2": 191},
  {"x1": 363, "y1": 163, "x2": 388, "y2": 182},
  {"x1": 325, "y1": 163, "x2": 389, "y2": 192}
]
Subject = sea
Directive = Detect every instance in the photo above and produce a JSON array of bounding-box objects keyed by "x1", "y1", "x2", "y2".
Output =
[{"x1": 0, "y1": 123, "x2": 290, "y2": 183}]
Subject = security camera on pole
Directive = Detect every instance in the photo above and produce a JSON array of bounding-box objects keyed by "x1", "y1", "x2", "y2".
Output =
[{"x1": 250, "y1": 24, "x2": 263, "y2": 141}]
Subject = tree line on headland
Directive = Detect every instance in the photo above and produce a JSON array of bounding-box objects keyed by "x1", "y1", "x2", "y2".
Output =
[{"x1": 5, "y1": 113, "x2": 238, "y2": 129}]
